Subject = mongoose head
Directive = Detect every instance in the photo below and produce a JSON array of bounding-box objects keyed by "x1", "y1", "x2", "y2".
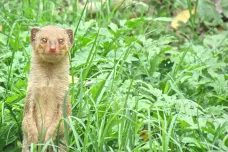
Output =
[{"x1": 30, "y1": 26, "x2": 74, "y2": 63}]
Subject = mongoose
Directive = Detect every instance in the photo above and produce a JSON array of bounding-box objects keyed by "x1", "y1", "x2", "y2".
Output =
[{"x1": 22, "y1": 26, "x2": 74, "y2": 152}]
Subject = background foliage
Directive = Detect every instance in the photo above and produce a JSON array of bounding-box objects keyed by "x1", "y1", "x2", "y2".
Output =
[{"x1": 0, "y1": 0, "x2": 228, "y2": 151}]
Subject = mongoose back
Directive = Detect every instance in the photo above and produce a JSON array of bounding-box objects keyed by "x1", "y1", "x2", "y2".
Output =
[{"x1": 22, "y1": 26, "x2": 74, "y2": 152}]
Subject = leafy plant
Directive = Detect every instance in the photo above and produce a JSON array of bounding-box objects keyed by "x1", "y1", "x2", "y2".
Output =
[{"x1": 0, "y1": 0, "x2": 227, "y2": 151}]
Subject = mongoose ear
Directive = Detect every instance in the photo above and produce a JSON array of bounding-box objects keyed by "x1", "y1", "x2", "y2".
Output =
[
  {"x1": 30, "y1": 27, "x2": 40, "y2": 45},
  {"x1": 65, "y1": 28, "x2": 74, "y2": 46}
]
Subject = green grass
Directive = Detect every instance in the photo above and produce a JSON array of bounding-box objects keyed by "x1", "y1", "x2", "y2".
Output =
[{"x1": 0, "y1": 0, "x2": 228, "y2": 151}]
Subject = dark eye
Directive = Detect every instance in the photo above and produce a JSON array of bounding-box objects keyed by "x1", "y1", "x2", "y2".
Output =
[
  {"x1": 41, "y1": 38, "x2": 47, "y2": 43},
  {"x1": 58, "y1": 39, "x2": 64, "y2": 44}
]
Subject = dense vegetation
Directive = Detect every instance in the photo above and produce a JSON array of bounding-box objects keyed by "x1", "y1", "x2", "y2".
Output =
[{"x1": 0, "y1": 0, "x2": 228, "y2": 151}]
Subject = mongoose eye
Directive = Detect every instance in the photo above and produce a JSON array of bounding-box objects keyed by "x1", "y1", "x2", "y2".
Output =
[
  {"x1": 41, "y1": 38, "x2": 47, "y2": 43},
  {"x1": 58, "y1": 39, "x2": 64, "y2": 44}
]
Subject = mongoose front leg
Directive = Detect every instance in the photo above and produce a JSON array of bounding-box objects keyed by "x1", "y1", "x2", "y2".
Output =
[
  {"x1": 44, "y1": 102, "x2": 71, "y2": 142},
  {"x1": 44, "y1": 104, "x2": 62, "y2": 142}
]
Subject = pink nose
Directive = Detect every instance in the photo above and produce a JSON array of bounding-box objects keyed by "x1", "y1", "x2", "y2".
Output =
[{"x1": 50, "y1": 46, "x2": 56, "y2": 52}]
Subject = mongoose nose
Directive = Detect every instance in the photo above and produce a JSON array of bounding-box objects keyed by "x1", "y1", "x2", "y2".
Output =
[{"x1": 50, "y1": 46, "x2": 56, "y2": 52}]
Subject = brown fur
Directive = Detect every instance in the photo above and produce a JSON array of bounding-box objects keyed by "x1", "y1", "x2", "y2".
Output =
[{"x1": 22, "y1": 26, "x2": 74, "y2": 152}]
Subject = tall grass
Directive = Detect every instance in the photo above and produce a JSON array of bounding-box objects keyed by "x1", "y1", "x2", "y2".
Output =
[{"x1": 0, "y1": 0, "x2": 227, "y2": 152}]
